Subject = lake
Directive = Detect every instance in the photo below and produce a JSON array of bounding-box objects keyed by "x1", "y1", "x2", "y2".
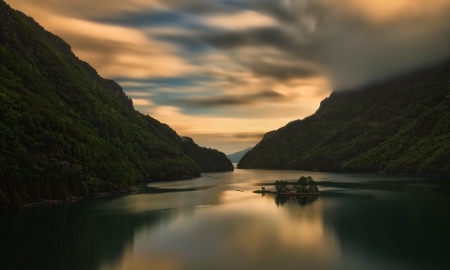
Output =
[{"x1": 1, "y1": 169, "x2": 449, "y2": 270}]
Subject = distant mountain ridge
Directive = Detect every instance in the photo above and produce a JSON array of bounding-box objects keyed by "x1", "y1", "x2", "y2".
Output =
[
  {"x1": 227, "y1": 147, "x2": 253, "y2": 163},
  {"x1": 0, "y1": 0, "x2": 232, "y2": 208},
  {"x1": 238, "y1": 61, "x2": 450, "y2": 177}
]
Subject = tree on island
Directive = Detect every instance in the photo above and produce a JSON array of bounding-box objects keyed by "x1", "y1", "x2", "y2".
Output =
[
  {"x1": 297, "y1": 176, "x2": 315, "y2": 187},
  {"x1": 274, "y1": 180, "x2": 289, "y2": 193},
  {"x1": 273, "y1": 177, "x2": 319, "y2": 194},
  {"x1": 296, "y1": 176, "x2": 319, "y2": 194},
  {"x1": 274, "y1": 180, "x2": 281, "y2": 192}
]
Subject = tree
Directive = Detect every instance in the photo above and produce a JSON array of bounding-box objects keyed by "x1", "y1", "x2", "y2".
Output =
[
  {"x1": 280, "y1": 180, "x2": 288, "y2": 192},
  {"x1": 274, "y1": 180, "x2": 281, "y2": 193},
  {"x1": 0, "y1": 189, "x2": 9, "y2": 210}
]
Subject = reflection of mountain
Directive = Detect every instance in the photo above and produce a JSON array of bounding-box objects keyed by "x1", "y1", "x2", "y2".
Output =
[
  {"x1": 0, "y1": 199, "x2": 177, "y2": 270},
  {"x1": 319, "y1": 179, "x2": 450, "y2": 195},
  {"x1": 323, "y1": 194, "x2": 450, "y2": 268},
  {"x1": 274, "y1": 195, "x2": 318, "y2": 207}
]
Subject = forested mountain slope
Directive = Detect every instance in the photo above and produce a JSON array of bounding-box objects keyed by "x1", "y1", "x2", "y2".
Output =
[
  {"x1": 0, "y1": 1, "x2": 232, "y2": 208},
  {"x1": 238, "y1": 60, "x2": 450, "y2": 177}
]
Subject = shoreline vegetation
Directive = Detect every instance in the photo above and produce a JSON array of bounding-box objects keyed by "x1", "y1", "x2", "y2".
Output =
[
  {"x1": 0, "y1": 1, "x2": 232, "y2": 211},
  {"x1": 16, "y1": 186, "x2": 141, "y2": 209},
  {"x1": 2, "y1": 174, "x2": 209, "y2": 210},
  {"x1": 4, "y1": 174, "x2": 210, "y2": 210},
  {"x1": 253, "y1": 176, "x2": 321, "y2": 197}
]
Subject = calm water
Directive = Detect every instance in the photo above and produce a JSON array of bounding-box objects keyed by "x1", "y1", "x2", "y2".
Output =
[{"x1": 1, "y1": 169, "x2": 449, "y2": 270}]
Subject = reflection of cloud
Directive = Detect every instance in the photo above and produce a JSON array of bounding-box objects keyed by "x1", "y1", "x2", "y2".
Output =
[{"x1": 124, "y1": 193, "x2": 340, "y2": 269}]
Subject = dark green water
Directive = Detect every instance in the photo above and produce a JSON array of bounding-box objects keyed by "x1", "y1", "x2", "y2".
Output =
[{"x1": 1, "y1": 169, "x2": 449, "y2": 270}]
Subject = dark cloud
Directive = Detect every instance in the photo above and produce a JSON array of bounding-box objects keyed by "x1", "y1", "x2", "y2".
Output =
[
  {"x1": 88, "y1": 0, "x2": 250, "y2": 28},
  {"x1": 193, "y1": 132, "x2": 264, "y2": 141},
  {"x1": 176, "y1": 90, "x2": 288, "y2": 108},
  {"x1": 155, "y1": 34, "x2": 211, "y2": 53},
  {"x1": 244, "y1": 58, "x2": 319, "y2": 80},
  {"x1": 15, "y1": 0, "x2": 246, "y2": 19},
  {"x1": 232, "y1": 132, "x2": 265, "y2": 140},
  {"x1": 92, "y1": 12, "x2": 192, "y2": 28},
  {"x1": 158, "y1": 0, "x2": 248, "y2": 15},
  {"x1": 11, "y1": 0, "x2": 450, "y2": 93},
  {"x1": 201, "y1": 1, "x2": 450, "y2": 89},
  {"x1": 116, "y1": 76, "x2": 214, "y2": 87},
  {"x1": 203, "y1": 27, "x2": 304, "y2": 52},
  {"x1": 199, "y1": 27, "x2": 322, "y2": 80}
]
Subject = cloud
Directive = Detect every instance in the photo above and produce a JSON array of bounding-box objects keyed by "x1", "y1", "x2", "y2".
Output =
[
  {"x1": 11, "y1": 0, "x2": 450, "y2": 91},
  {"x1": 190, "y1": 132, "x2": 265, "y2": 154},
  {"x1": 8, "y1": 0, "x2": 163, "y2": 19},
  {"x1": 259, "y1": 0, "x2": 450, "y2": 89},
  {"x1": 193, "y1": 132, "x2": 265, "y2": 142},
  {"x1": 146, "y1": 106, "x2": 290, "y2": 153},
  {"x1": 93, "y1": 11, "x2": 193, "y2": 28},
  {"x1": 7, "y1": 0, "x2": 450, "y2": 153},
  {"x1": 132, "y1": 99, "x2": 153, "y2": 106},
  {"x1": 176, "y1": 90, "x2": 288, "y2": 108},
  {"x1": 41, "y1": 16, "x2": 202, "y2": 79},
  {"x1": 203, "y1": 10, "x2": 277, "y2": 30}
]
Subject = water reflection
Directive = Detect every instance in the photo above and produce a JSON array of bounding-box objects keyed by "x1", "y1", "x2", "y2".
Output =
[
  {"x1": 329, "y1": 196, "x2": 450, "y2": 269},
  {"x1": 107, "y1": 191, "x2": 340, "y2": 270},
  {"x1": 0, "y1": 199, "x2": 179, "y2": 270},
  {"x1": 275, "y1": 195, "x2": 319, "y2": 207},
  {"x1": 0, "y1": 169, "x2": 449, "y2": 270}
]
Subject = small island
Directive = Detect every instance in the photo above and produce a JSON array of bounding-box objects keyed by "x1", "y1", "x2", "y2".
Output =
[{"x1": 254, "y1": 176, "x2": 320, "y2": 197}]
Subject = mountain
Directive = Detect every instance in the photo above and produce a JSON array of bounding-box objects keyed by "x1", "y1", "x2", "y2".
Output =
[
  {"x1": 238, "y1": 61, "x2": 450, "y2": 177},
  {"x1": 0, "y1": 0, "x2": 232, "y2": 208},
  {"x1": 178, "y1": 137, "x2": 233, "y2": 172},
  {"x1": 227, "y1": 147, "x2": 253, "y2": 163}
]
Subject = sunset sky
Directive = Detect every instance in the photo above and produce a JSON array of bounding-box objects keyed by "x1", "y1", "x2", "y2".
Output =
[{"x1": 7, "y1": 0, "x2": 450, "y2": 153}]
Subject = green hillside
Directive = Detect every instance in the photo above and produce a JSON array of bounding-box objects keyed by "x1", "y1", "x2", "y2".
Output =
[
  {"x1": 238, "y1": 61, "x2": 450, "y2": 177},
  {"x1": 0, "y1": 1, "x2": 232, "y2": 209}
]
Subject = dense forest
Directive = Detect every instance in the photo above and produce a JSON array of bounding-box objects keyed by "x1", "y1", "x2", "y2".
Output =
[
  {"x1": 0, "y1": 1, "x2": 232, "y2": 209},
  {"x1": 239, "y1": 60, "x2": 450, "y2": 177}
]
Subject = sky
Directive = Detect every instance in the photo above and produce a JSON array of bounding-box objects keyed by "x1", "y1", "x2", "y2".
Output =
[{"x1": 7, "y1": 0, "x2": 450, "y2": 154}]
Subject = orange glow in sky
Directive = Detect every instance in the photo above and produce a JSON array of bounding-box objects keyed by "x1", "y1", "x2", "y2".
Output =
[{"x1": 6, "y1": 0, "x2": 450, "y2": 153}]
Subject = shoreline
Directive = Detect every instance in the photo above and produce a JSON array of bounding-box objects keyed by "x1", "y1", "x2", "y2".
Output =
[
  {"x1": 3, "y1": 175, "x2": 206, "y2": 211},
  {"x1": 236, "y1": 167, "x2": 449, "y2": 179},
  {"x1": 14, "y1": 187, "x2": 140, "y2": 210}
]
